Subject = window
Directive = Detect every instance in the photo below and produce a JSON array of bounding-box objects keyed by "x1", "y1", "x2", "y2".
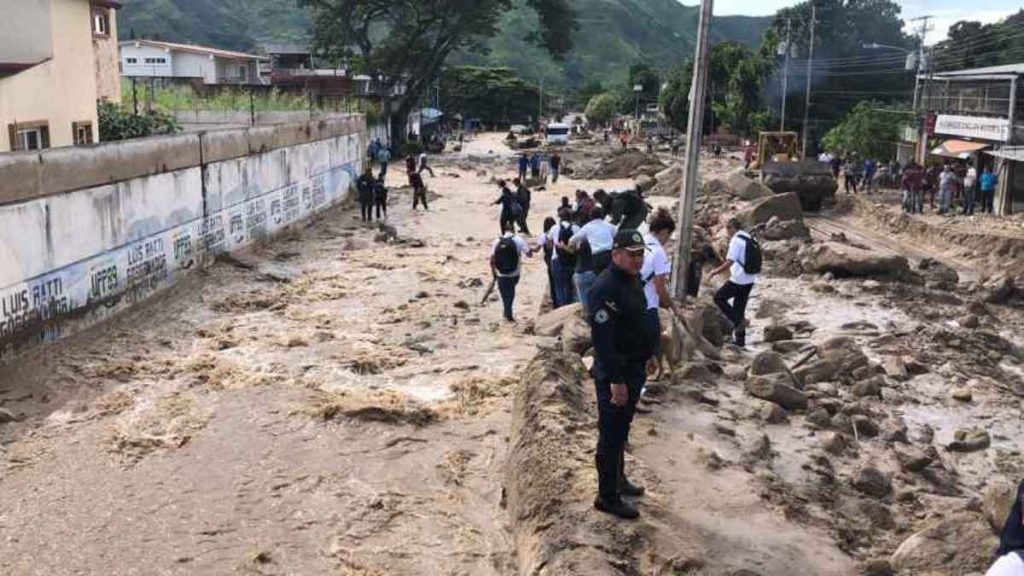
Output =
[
  {"x1": 144, "y1": 57, "x2": 167, "y2": 64},
  {"x1": 7, "y1": 122, "x2": 50, "y2": 152},
  {"x1": 92, "y1": 7, "x2": 110, "y2": 37},
  {"x1": 126, "y1": 57, "x2": 137, "y2": 64},
  {"x1": 239, "y1": 65, "x2": 247, "y2": 81},
  {"x1": 73, "y1": 122, "x2": 93, "y2": 146}
]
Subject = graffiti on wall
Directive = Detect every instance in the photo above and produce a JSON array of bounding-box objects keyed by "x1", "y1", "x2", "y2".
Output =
[{"x1": 0, "y1": 161, "x2": 355, "y2": 359}]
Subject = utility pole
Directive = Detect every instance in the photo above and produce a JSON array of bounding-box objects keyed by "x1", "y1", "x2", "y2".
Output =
[
  {"x1": 780, "y1": 17, "x2": 793, "y2": 131},
  {"x1": 912, "y1": 16, "x2": 932, "y2": 164},
  {"x1": 670, "y1": 0, "x2": 714, "y2": 300},
  {"x1": 801, "y1": 3, "x2": 816, "y2": 158}
]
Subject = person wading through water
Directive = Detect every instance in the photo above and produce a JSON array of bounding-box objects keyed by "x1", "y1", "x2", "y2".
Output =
[
  {"x1": 493, "y1": 180, "x2": 521, "y2": 235},
  {"x1": 356, "y1": 166, "x2": 376, "y2": 222},
  {"x1": 407, "y1": 154, "x2": 428, "y2": 210},
  {"x1": 490, "y1": 221, "x2": 533, "y2": 322},
  {"x1": 514, "y1": 178, "x2": 532, "y2": 235},
  {"x1": 373, "y1": 176, "x2": 388, "y2": 220},
  {"x1": 590, "y1": 229, "x2": 658, "y2": 519}
]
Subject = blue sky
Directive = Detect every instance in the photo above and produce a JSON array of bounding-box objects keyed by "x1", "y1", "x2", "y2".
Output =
[{"x1": 690, "y1": 0, "x2": 1022, "y2": 44}]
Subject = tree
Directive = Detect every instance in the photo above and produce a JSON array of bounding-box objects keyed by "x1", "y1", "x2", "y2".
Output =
[
  {"x1": 821, "y1": 100, "x2": 906, "y2": 160},
  {"x1": 584, "y1": 92, "x2": 621, "y2": 126},
  {"x1": 299, "y1": 0, "x2": 575, "y2": 143},
  {"x1": 762, "y1": 0, "x2": 913, "y2": 142},
  {"x1": 440, "y1": 66, "x2": 540, "y2": 125},
  {"x1": 98, "y1": 101, "x2": 179, "y2": 141},
  {"x1": 933, "y1": 11, "x2": 1024, "y2": 70},
  {"x1": 628, "y1": 62, "x2": 661, "y2": 102},
  {"x1": 660, "y1": 42, "x2": 772, "y2": 136},
  {"x1": 659, "y1": 63, "x2": 692, "y2": 132}
]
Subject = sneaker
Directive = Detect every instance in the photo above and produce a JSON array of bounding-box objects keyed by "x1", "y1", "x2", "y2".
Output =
[{"x1": 594, "y1": 496, "x2": 640, "y2": 519}]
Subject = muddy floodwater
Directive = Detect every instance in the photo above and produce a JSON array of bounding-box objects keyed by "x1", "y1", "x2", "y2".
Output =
[{"x1": 2, "y1": 132, "x2": 1024, "y2": 575}]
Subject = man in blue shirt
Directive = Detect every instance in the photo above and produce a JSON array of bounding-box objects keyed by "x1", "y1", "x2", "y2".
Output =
[{"x1": 980, "y1": 167, "x2": 998, "y2": 214}]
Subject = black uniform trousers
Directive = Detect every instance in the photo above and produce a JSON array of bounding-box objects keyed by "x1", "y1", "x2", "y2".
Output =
[
  {"x1": 359, "y1": 192, "x2": 373, "y2": 221},
  {"x1": 714, "y1": 280, "x2": 753, "y2": 347},
  {"x1": 593, "y1": 360, "x2": 646, "y2": 501}
]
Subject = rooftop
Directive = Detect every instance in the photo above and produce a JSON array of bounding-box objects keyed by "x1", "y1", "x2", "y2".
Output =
[
  {"x1": 261, "y1": 44, "x2": 311, "y2": 56},
  {"x1": 932, "y1": 63, "x2": 1024, "y2": 78},
  {"x1": 119, "y1": 40, "x2": 268, "y2": 61}
]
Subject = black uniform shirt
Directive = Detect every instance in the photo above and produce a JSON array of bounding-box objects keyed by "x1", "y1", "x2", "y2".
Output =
[
  {"x1": 589, "y1": 263, "x2": 657, "y2": 383},
  {"x1": 356, "y1": 174, "x2": 375, "y2": 201}
]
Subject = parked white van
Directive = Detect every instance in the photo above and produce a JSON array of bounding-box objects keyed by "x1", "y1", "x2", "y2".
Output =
[{"x1": 546, "y1": 123, "x2": 570, "y2": 145}]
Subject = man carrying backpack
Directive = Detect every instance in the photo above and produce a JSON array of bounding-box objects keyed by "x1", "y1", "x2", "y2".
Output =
[
  {"x1": 549, "y1": 208, "x2": 580, "y2": 307},
  {"x1": 710, "y1": 218, "x2": 760, "y2": 348},
  {"x1": 490, "y1": 222, "x2": 533, "y2": 322}
]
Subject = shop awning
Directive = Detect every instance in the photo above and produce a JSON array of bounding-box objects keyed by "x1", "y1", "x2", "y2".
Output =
[
  {"x1": 931, "y1": 139, "x2": 991, "y2": 160},
  {"x1": 985, "y1": 147, "x2": 1024, "y2": 162}
]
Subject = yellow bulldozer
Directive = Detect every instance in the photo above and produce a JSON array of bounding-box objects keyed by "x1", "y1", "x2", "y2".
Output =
[{"x1": 754, "y1": 131, "x2": 837, "y2": 212}]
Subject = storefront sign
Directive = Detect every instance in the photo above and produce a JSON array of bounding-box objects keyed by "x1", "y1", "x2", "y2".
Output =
[{"x1": 934, "y1": 114, "x2": 1010, "y2": 142}]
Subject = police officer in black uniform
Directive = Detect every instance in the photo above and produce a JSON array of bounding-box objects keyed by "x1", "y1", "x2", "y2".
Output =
[
  {"x1": 356, "y1": 166, "x2": 376, "y2": 222},
  {"x1": 590, "y1": 228, "x2": 658, "y2": 519}
]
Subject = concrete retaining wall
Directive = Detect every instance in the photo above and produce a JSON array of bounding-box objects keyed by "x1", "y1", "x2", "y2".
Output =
[
  {"x1": 172, "y1": 110, "x2": 355, "y2": 133},
  {"x1": 0, "y1": 115, "x2": 368, "y2": 359}
]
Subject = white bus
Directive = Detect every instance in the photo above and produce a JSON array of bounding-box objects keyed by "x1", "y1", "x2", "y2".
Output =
[{"x1": 546, "y1": 123, "x2": 570, "y2": 145}]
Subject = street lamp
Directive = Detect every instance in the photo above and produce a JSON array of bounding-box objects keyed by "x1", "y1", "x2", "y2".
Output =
[{"x1": 863, "y1": 41, "x2": 926, "y2": 162}]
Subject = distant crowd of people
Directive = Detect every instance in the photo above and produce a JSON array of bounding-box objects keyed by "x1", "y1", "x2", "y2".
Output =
[{"x1": 823, "y1": 154, "x2": 999, "y2": 216}]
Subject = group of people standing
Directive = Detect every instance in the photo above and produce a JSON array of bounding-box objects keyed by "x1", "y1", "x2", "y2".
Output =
[
  {"x1": 517, "y1": 151, "x2": 563, "y2": 184},
  {"x1": 487, "y1": 162, "x2": 761, "y2": 521},
  {"x1": 360, "y1": 138, "x2": 437, "y2": 218},
  {"x1": 899, "y1": 161, "x2": 998, "y2": 216},
  {"x1": 826, "y1": 152, "x2": 1000, "y2": 217}
]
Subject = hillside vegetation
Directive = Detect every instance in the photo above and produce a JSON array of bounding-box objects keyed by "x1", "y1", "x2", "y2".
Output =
[{"x1": 118, "y1": 0, "x2": 769, "y2": 89}]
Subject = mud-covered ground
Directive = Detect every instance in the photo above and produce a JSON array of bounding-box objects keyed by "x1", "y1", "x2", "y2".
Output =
[{"x1": 3, "y1": 132, "x2": 1024, "y2": 575}]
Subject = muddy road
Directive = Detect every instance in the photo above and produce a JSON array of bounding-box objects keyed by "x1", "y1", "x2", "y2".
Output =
[
  {"x1": 0, "y1": 133, "x2": 624, "y2": 575},
  {"x1": 3, "y1": 132, "x2": 1024, "y2": 575}
]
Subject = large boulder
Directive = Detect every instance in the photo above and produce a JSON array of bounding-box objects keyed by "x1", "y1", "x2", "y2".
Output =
[
  {"x1": 981, "y1": 273, "x2": 1017, "y2": 304},
  {"x1": 534, "y1": 303, "x2": 585, "y2": 337},
  {"x1": 650, "y1": 164, "x2": 682, "y2": 197},
  {"x1": 982, "y1": 479, "x2": 1017, "y2": 531},
  {"x1": 560, "y1": 316, "x2": 592, "y2": 356},
  {"x1": 852, "y1": 466, "x2": 892, "y2": 497},
  {"x1": 918, "y1": 258, "x2": 960, "y2": 290},
  {"x1": 745, "y1": 374, "x2": 808, "y2": 410},
  {"x1": 760, "y1": 218, "x2": 811, "y2": 241},
  {"x1": 801, "y1": 242, "x2": 909, "y2": 278},
  {"x1": 724, "y1": 169, "x2": 773, "y2": 201},
  {"x1": 736, "y1": 192, "x2": 804, "y2": 229},
  {"x1": 750, "y1": 350, "x2": 789, "y2": 376},
  {"x1": 794, "y1": 344, "x2": 870, "y2": 386},
  {"x1": 890, "y1": 513, "x2": 997, "y2": 575}
]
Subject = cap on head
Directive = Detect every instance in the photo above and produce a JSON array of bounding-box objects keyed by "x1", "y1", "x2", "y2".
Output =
[{"x1": 613, "y1": 229, "x2": 646, "y2": 252}]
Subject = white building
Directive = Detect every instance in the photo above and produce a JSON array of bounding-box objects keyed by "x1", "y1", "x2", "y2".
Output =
[{"x1": 119, "y1": 40, "x2": 267, "y2": 85}]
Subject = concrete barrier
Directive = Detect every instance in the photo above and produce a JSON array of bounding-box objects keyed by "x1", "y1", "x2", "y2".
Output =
[{"x1": 0, "y1": 115, "x2": 368, "y2": 359}]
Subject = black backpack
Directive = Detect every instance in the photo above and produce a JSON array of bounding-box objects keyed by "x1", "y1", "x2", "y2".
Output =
[
  {"x1": 739, "y1": 233, "x2": 762, "y2": 274},
  {"x1": 494, "y1": 237, "x2": 520, "y2": 274},
  {"x1": 556, "y1": 224, "x2": 576, "y2": 268}
]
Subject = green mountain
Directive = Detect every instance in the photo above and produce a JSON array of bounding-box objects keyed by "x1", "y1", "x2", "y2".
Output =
[{"x1": 117, "y1": 0, "x2": 770, "y2": 89}]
